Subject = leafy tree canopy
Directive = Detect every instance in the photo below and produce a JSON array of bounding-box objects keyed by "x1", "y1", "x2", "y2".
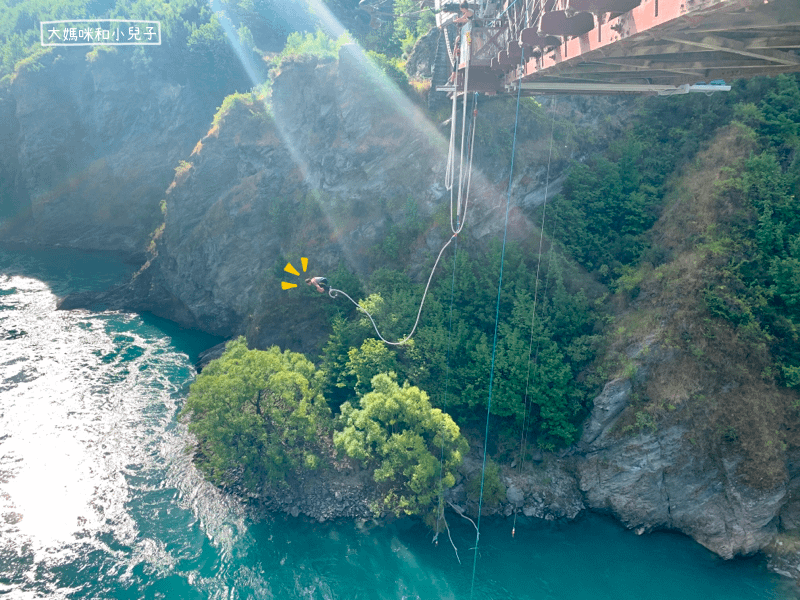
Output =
[
  {"x1": 321, "y1": 242, "x2": 596, "y2": 450},
  {"x1": 334, "y1": 373, "x2": 468, "y2": 516},
  {"x1": 181, "y1": 337, "x2": 332, "y2": 491}
]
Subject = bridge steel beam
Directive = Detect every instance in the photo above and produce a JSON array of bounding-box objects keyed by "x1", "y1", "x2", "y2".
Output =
[{"x1": 496, "y1": 0, "x2": 800, "y2": 92}]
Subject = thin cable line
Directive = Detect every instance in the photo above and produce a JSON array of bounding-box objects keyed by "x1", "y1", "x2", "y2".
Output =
[
  {"x1": 513, "y1": 96, "x2": 558, "y2": 535},
  {"x1": 328, "y1": 234, "x2": 455, "y2": 346},
  {"x1": 469, "y1": 46, "x2": 526, "y2": 600}
]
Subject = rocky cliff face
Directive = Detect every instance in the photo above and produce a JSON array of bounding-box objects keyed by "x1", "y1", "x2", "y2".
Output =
[
  {"x1": 471, "y1": 129, "x2": 800, "y2": 565},
  {"x1": 80, "y1": 45, "x2": 576, "y2": 353},
  {"x1": 63, "y1": 45, "x2": 629, "y2": 353},
  {"x1": 132, "y1": 47, "x2": 461, "y2": 352},
  {"x1": 576, "y1": 376, "x2": 785, "y2": 559},
  {"x1": 458, "y1": 366, "x2": 787, "y2": 562},
  {"x1": 0, "y1": 49, "x2": 214, "y2": 257}
]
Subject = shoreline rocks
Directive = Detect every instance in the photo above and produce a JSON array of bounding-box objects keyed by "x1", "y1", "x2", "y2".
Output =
[{"x1": 246, "y1": 370, "x2": 794, "y2": 582}]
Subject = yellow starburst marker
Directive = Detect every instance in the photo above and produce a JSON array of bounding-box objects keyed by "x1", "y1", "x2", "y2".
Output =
[{"x1": 282, "y1": 257, "x2": 310, "y2": 290}]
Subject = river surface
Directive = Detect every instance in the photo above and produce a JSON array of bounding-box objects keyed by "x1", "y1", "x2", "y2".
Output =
[{"x1": 0, "y1": 246, "x2": 793, "y2": 599}]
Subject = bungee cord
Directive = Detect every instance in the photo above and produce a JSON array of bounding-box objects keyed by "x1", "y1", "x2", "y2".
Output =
[
  {"x1": 452, "y1": 92, "x2": 478, "y2": 236},
  {"x1": 455, "y1": 40, "x2": 471, "y2": 228},
  {"x1": 445, "y1": 42, "x2": 477, "y2": 237},
  {"x1": 327, "y1": 232, "x2": 456, "y2": 346},
  {"x1": 445, "y1": 83, "x2": 458, "y2": 191}
]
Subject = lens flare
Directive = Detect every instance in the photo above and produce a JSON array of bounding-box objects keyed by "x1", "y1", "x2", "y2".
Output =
[{"x1": 206, "y1": 0, "x2": 496, "y2": 275}]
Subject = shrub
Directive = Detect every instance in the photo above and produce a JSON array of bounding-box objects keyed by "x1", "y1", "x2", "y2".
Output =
[{"x1": 466, "y1": 460, "x2": 506, "y2": 508}]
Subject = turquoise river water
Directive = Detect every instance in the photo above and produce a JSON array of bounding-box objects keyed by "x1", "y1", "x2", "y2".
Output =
[{"x1": 0, "y1": 246, "x2": 794, "y2": 599}]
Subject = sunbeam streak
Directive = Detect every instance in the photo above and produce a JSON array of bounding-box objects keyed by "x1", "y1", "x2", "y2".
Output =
[{"x1": 206, "y1": 0, "x2": 502, "y2": 278}]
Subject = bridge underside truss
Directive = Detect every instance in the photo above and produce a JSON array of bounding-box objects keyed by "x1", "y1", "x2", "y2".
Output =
[{"x1": 438, "y1": 0, "x2": 800, "y2": 94}]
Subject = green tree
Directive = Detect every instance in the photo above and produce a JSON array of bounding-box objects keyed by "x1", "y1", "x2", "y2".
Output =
[
  {"x1": 181, "y1": 337, "x2": 332, "y2": 491},
  {"x1": 346, "y1": 337, "x2": 399, "y2": 396},
  {"x1": 320, "y1": 314, "x2": 364, "y2": 407},
  {"x1": 335, "y1": 374, "x2": 468, "y2": 516}
]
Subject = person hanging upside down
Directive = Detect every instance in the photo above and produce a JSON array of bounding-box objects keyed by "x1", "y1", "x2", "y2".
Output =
[{"x1": 305, "y1": 276, "x2": 329, "y2": 293}]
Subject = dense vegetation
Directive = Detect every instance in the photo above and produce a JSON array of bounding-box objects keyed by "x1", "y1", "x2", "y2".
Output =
[
  {"x1": 699, "y1": 77, "x2": 800, "y2": 390},
  {"x1": 321, "y1": 245, "x2": 598, "y2": 451},
  {"x1": 181, "y1": 15, "x2": 800, "y2": 500},
  {"x1": 547, "y1": 75, "x2": 800, "y2": 392},
  {"x1": 335, "y1": 373, "x2": 468, "y2": 516},
  {"x1": 0, "y1": 0, "x2": 258, "y2": 94},
  {"x1": 182, "y1": 339, "x2": 469, "y2": 518}
]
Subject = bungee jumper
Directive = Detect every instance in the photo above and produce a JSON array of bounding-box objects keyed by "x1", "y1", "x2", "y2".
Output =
[{"x1": 305, "y1": 276, "x2": 329, "y2": 293}]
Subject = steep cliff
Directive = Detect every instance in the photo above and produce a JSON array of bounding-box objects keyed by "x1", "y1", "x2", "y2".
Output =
[
  {"x1": 58, "y1": 44, "x2": 629, "y2": 353},
  {"x1": 476, "y1": 125, "x2": 800, "y2": 563},
  {"x1": 74, "y1": 45, "x2": 593, "y2": 353},
  {"x1": 0, "y1": 48, "x2": 217, "y2": 257},
  {"x1": 129, "y1": 47, "x2": 456, "y2": 352}
]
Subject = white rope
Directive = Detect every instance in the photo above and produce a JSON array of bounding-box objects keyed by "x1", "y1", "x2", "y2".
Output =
[
  {"x1": 444, "y1": 30, "x2": 477, "y2": 238},
  {"x1": 328, "y1": 234, "x2": 456, "y2": 346},
  {"x1": 333, "y1": 30, "x2": 477, "y2": 346},
  {"x1": 445, "y1": 86, "x2": 458, "y2": 192},
  {"x1": 454, "y1": 93, "x2": 478, "y2": 236},
  {"x1": 455, "y1": 37, "x2": 471, "y2": 227}
]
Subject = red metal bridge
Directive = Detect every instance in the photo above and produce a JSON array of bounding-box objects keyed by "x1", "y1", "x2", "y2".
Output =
[{"x1": 434, "y1": 0, "x2": 800, "y2": 94}]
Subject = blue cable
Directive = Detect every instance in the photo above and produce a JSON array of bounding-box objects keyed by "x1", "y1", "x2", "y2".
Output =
[{"x1": 469, "y1": 45, "x2": 526, "y2": 600}]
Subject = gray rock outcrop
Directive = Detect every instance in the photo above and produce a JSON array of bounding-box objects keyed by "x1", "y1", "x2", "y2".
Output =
[
  {"x1": 463, "y1": 345, "x2": 789, "y2": 561},
  {"x1": 577, "y1": 398, "x2": 785, "y2": 558},
  {"x1": 0, "y1": 50, "x2": 215, "y2": 256}
]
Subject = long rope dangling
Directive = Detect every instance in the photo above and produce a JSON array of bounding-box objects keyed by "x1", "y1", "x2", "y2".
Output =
[
  {"x1": 452, "y1": 92, "x2": 478, "y2": 236},
  {"x1": 445, "y1": 35, "x2": 477, "y2": 237},
  {"x1": 331, "y1": 35, "x2": 480, "y2": 346},
  {"x1": 444, "y1": 27, "x2": 458, "y2": 193},
  {"x1": 444, "y1": 82, "x2": 458, "y2": 191},
  {"x1": 327, "y1": 233, "x2": 456, "y2": 346},
  {"x1": 455, "y1": 36, "x2": 472, "y2": 225}
]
